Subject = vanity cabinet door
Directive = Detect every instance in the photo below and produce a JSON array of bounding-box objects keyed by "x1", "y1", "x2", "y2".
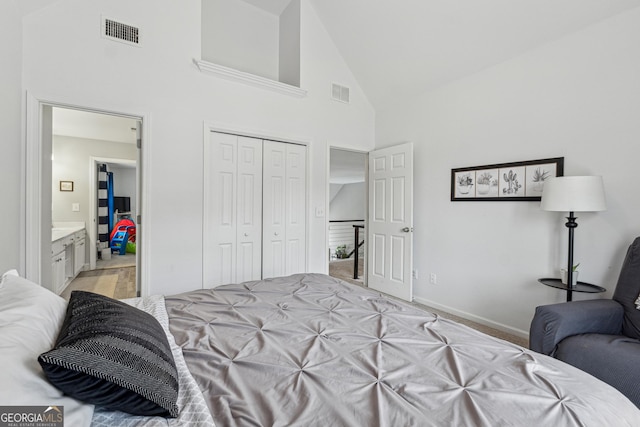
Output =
[
  {"x1": 52, "y1": 251, "x2": 66, "y2": 295},
  {"x1": 74, "y1": 231, "x2": 86, "y2": 275}
]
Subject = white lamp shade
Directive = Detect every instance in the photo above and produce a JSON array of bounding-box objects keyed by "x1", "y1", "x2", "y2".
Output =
[{"x1": 540, "y1": 176, "x2": 606, "y2": 212}]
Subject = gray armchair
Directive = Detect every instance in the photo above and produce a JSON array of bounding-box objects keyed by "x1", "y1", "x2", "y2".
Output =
[{"x1": 530, "y1": 236, "x2": 640, "y2": 408}]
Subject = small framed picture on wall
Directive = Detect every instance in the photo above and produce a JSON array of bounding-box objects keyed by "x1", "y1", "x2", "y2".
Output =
[{"x1": 60, "y1": 181, "x2": 74, "y2": 192}]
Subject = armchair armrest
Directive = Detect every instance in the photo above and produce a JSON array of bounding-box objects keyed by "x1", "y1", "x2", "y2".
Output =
[{"x1": 529, "y1": 299, "x2": 623, "y2": 355}]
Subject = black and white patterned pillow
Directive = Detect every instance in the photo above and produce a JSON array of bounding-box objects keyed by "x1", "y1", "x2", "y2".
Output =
[{"x1": 38, "y1": 291, "x2": 179, "y2": 417}]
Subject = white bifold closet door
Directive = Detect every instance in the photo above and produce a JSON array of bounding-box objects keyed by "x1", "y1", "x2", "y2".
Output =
[
  {"x1": 204, "y1": 132, "x2": 306, "y2": 288},
  {"x1": 204, "y1": 132, "x2": 263, "y2": 287},
  {"x1": 262, "y1": 140, "x2": 306, "y2": 279}
]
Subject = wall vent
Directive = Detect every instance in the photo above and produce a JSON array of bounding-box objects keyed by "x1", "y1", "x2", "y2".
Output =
[
  {"x1": 331, "y1": 83, "x2": 350, "y2": 104},
  {"x1": 102, "y1": 16, "x2": 140, "y2": 46}
]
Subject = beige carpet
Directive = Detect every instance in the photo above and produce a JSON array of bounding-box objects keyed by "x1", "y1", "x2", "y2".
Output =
[
  {"x1": 329, "y1": 258, "x2": 364, "y2": 286},
  {"x1": 416, "y1": 303, "x2": 529, "y2": 347},
  {"x1": 330, "y1": 261, "x2": 527, "y2": 347},
  {"x1": 60, "y1": 274, "x2": 119, "y2": 299}
]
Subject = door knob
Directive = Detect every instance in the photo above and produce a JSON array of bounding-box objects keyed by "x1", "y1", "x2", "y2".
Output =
[
  {"x1": 274, "y1": 232, "x2": 279, "y2": 236},
  {"x1": 401, "y1": 227, "x2": 413, "y2": 233},
  {"x1": 244, "y1": 233, "x2": 249, "y2": 237}
]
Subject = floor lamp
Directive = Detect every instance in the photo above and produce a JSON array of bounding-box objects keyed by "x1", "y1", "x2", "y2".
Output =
[{"x1": 540, "y1": 176, "x2": 606, "y2": 301}]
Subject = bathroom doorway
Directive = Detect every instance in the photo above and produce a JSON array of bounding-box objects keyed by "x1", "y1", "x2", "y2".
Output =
[{"x1": 51, "y1": 107, "x2": 140, "y2": 299}]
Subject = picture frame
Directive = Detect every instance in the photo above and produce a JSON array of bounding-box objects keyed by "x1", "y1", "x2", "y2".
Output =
[
  {"x1": 60, "y1": 181, "x2": 74, "y2": 192},
  {"x1": 451, "y1": 157, "x2": 564, "y2": 201}
]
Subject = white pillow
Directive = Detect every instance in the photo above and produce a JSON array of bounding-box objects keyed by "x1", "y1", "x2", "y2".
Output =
[
  {"x1": 0, "y1": 274, "x2": 94, "y2": 426},
  {"x1": 0, "y1": 269, "x2": 19, "y2": 287}
]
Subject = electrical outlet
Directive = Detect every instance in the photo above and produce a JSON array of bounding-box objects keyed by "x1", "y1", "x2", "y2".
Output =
[
  {"x1": 412, "y1": 269, "x2": 418, "y2": 279},
  {"x1": 429, "y1": 273, "x2": 437, "y2": 285}
]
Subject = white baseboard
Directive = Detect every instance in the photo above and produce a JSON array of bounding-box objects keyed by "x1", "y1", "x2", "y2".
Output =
[{"x1": 412, "y1": 296, "x2": 530, "y2": 340}]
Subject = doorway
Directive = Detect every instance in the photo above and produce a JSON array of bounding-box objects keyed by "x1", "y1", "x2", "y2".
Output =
[
  {"x1": 27, "y1": 101, "x2": 143, "y2": 299},
  {"x1": 328, "y1": 148, "x2": 367, "y2": 286}
]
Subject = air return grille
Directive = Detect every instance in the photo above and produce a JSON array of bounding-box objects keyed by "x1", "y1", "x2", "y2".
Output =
[
  {"x1": 102, "y1": 17, "x2": 140, "y2": 46},
  {"x1": 331, "y1": 83, "x2": 350, "y2": 104}
]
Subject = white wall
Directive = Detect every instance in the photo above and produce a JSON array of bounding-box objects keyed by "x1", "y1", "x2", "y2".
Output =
[
  {"x1": 52, "y1": 136, "x2": 137, "y2": 225},
  {"x1": 202, "y1": 0, "x2": 280, "y2": 81},
  {"x1": 279, "y1": 0, "x2": 301, "y2": 86},
  {"x1": 22, "y1": 0, "x2": 375, "y2": 296},
  {"x1": 330, "y1": 182, "x2": 365, "y2": 221},
  {"x1": 328, "y1": 220, "x2": 364, "y2": 258},
  {"x1": 0, "y1": 2, "x2": 22, "y2": 274},
  {"x1": 377, "y1": 7, "x2": 640, "y2": 336},
  {"x1": 329, "y1": 179, "x2": 366, "y2": 259},
  {"x1": 110, "y1": 166, "x2": 137, "y2": 216}
]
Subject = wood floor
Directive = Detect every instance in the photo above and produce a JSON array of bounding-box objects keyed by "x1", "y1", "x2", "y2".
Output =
[{"x1": 60, "y1": 266, "x2": 137, "y2": 300}]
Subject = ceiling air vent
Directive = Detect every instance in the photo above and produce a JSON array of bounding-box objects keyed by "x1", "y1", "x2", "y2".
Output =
[
  {"x1": 331, "y1": 83, "x2": 350, "y2": 104},
  {"x1": 102, "y1": 16, "x2": 140, "y2": 47}
]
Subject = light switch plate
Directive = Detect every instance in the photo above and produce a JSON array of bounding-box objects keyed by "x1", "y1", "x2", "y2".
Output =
[{"x1": 72, "y1": 203, "x2": 80, "y2": 212}]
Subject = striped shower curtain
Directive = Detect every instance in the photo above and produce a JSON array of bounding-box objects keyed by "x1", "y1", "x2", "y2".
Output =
[{"x1": 97, "y1": 164, "x2": 114, "y2": 253}]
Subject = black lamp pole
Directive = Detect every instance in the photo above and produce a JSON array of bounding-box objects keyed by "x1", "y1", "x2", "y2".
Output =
[{"x1": 565, "y1": 212, "x2": 578, "y2": 301}]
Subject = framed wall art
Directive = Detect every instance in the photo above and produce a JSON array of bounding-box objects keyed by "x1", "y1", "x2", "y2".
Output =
[
  {"x1": 451, "y1": 157, "x2": 564, "y2": 201},
  {"x1": 60, "y1": 181, "x2": 74, "y2": 192}
]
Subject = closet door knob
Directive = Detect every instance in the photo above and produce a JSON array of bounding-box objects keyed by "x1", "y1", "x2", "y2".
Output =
[
  {"x1": 274, "y1": 232, "x2": 279, "y2": 236},
  {"x1": 244, "y1": 233, "x2": 249, "y2": 237}
]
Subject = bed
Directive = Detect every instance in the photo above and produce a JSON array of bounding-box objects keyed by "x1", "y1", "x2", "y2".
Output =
[{"x1": 2, "y1": 271, "x2": 640, "y2": 426}]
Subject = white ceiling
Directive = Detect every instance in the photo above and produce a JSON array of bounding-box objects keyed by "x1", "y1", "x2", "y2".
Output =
[
  {"x1": 309, "y1": 0, "x2": 640, "y2": 109},
  {"x1": 52, "y1": 108, "x2": 138, "y2": 145},
  {"x1": 240, "y1": 0, "x2": 293, "y2": 16}
]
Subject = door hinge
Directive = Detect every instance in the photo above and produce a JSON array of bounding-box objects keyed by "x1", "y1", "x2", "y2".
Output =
[
  {"x1": 136, "y1": 214, "x2": 141, "y2": 225},
  {"x1": 136, "y1": 121, "x2": 142, "y2": 149}
]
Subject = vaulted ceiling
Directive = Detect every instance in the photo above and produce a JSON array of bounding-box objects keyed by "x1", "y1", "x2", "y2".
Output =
[
  {"x1": 15, "y1": 0, "x2": 60, "y2": 17},
  {"x1": 308, "y1": 0, "x2": 640, "y2": 109},
  {"x1": 19, "y1": 0, "x2": 640, "y2": 112}
]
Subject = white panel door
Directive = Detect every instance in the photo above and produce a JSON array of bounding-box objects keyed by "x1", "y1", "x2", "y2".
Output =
[
  {"x1": 284, "y1": 143, "x2": 306, "y2": 275},
  {"x1": 262, "y1": 141, "x2": 287, "y2": 278},
  {"x1": 236, "y1": 136, "x2": 263, "y2": 282},
  {"x1": 204, "y1": 132, "x2": 262, "y2": 287},
  {"x1": 367, "y1": 143, "x2": 413, "y2": 301},
  {"x1": 263, "y1": 141, "x2": 306, "y2": 279}
]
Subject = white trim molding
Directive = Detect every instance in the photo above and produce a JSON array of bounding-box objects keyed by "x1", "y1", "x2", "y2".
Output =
[
  {"x1": 23, "y1": 92, "x2": 150, "y2": 297},
  {"x1": 88, "y1": 156, "x2": 136, "y2": 272},
  {"x1": 412, "y1": 295, "x2": 530, "y2": 340},
  {"x1": 194, "y1": 59, "x2": 307, "y2": 98},
  {"x1": 203, "y1": 121, "x2": 312, "y2": 147},
  {"x1": 24, "y1": 93, "x2": 44, "y2": 284}
]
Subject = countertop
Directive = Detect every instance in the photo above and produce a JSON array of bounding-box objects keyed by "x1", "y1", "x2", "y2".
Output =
[{"x1": 52, "y1": 222, "x2": 86, "y2": 242}]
